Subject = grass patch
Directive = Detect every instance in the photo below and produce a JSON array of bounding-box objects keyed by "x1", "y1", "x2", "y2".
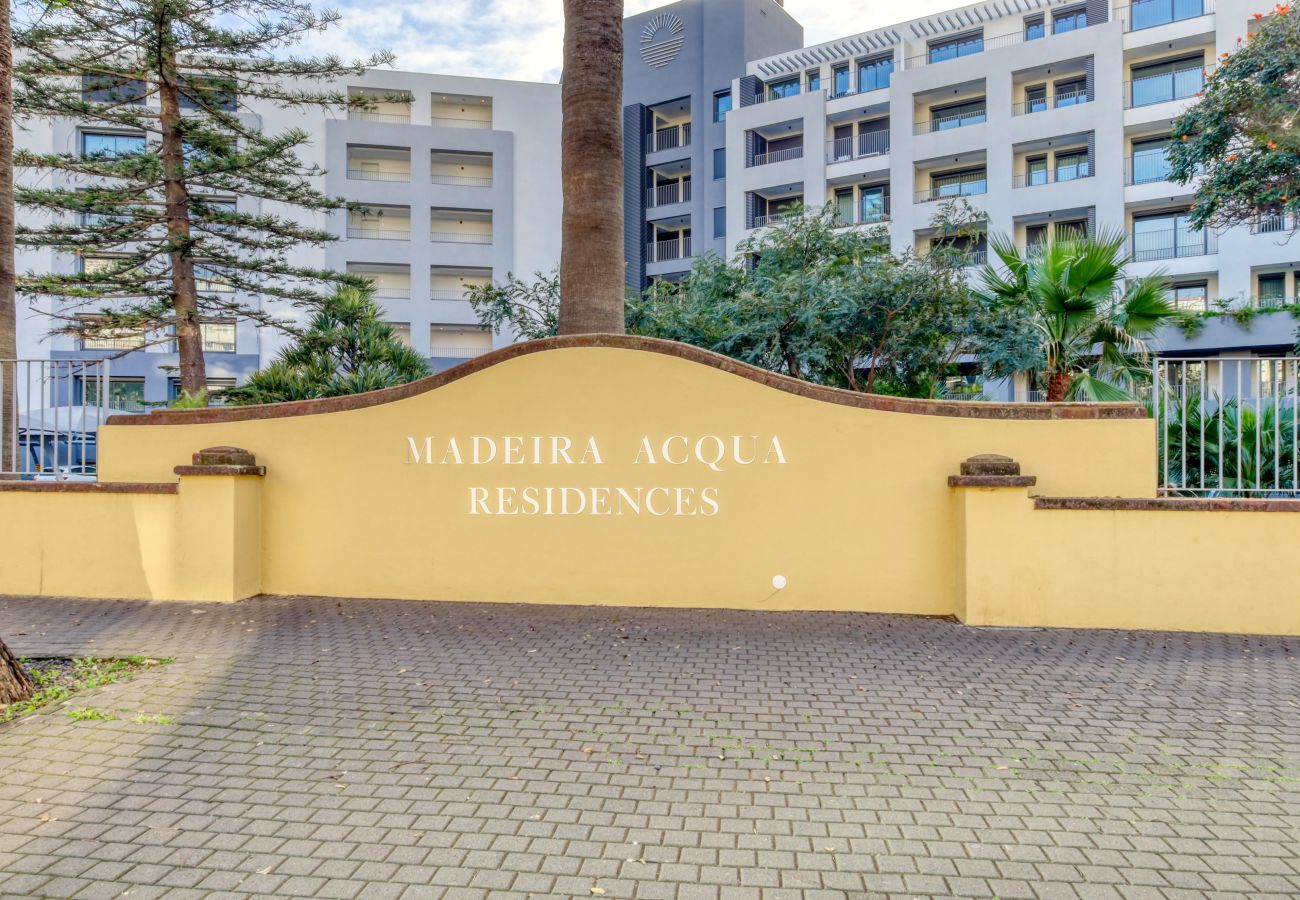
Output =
[{"x1": 2, "y1": 655, "x2": 173, "y2": 725}]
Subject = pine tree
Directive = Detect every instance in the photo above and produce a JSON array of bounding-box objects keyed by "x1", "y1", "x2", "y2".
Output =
[
  {"x1": 11, "y1": 0, "x2": 402, "y2": 399},
  {"x1": 223, "y1": 284, "x2": 430, "y2": 404}
]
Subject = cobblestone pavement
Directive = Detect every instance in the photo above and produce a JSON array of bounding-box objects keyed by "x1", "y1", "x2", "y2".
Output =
[{"x1": 0, "y1": 595, "x2": 1297, "y2": 900}]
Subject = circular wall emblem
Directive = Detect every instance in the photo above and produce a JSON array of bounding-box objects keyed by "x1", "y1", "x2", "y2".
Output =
[{"x1": 640, "y1": 13, "x2": 685, "y2": 69}]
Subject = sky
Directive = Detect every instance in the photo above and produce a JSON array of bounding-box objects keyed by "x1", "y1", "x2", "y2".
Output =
[{"x1": 311, "y1": 0, "x2": 962, "y2": 84}]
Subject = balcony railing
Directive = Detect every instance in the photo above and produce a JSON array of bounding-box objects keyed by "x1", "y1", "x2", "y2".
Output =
[
  {"x1": 1252, "y1": 294, "x2": 1298, "y2": 308},
  {"x1": 826, "y1": 131, "x2": 890, "y2": 163},
  {"x1": 1125, "y1": 156, "x2": 1172, "y2": 185},
  {"x1": 915, "y1": 109, "x2": 986, "y2": 135},
  {"x1": 1011, "y1": 89, "x2": 1090, "y2": 116},
  {"x1": 347, "y1": 110, "x2": 411, "y2": 124},
  {"x1": 646, "y1": 236, "x2": 692, "y2": 262},
  {"x1": 1130, "y1": 227, "x2": 1217, "y2": 261},
  {"x1": 647, "y1": 124, "x2": 691, "y2": 154},
  {"x1": 1012, "y1": 163, "x2": 1094, "y2": 188},
  {"x1": 431, "y1": 116, "x2": 491, "y2": 129},
  {"x1": 904, "y1": 15, "x2": 1097, "y2": 69},
  {"x1": 347, "y1": 224, "x2": 410, "y2": 240},
  {"x1": 1252, "y1": 213, "x2": 1298, "y2": 234},
  {"x1": 916, "y1": 182, "x2": 988, "y2": 203},
  {"x1": 1124, "y1": 65, "x2": 1207, "y2": 109},
  {"x1": 750, "y1": 146, "x2": 803, "y2": 167},
  {"x1": 431, "y1": 230, "x2": 492, "y2": 245},
  {"x1": 751, "y1": 211, "x2": 797, "y2": 229},
  {"x1": 647, "y1": 182, "x2": 692, "y2": 208},
  {"x1": 371, "y1": 287, "x2": 412, "y2": 300},
  {"x1": 346, "y1": 168, "x2": 411, "y2": 182},
  {"x1": 430, "y1": 289, "x2": 472, "y2": 300},
  {"x1": 1120, "y1": 0, "x2": 1214, "y2": 32},
  {"x1": 832, "y1": 197, "x2": 891, "y2": 227},
  {"x1": 430, "y1": 173, "x2": 492, "y2": 187}
]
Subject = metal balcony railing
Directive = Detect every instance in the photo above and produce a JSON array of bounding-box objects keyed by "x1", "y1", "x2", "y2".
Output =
[
  {"x1": 1010, "y1": 89, "x2": 1090, "y2": 116},
  {"x1": 750, "y1": 145, "x2": 803, "y2": 167},
  {"x1": 431, "y1": 116, "x2": 491, "y2": 129},
  {"x1": 1252, "y1": 213, "x2": 1298, "y2": 235},
  {"x1": 346, "y1": 168, "x2": 411, "y2": 182},
  {"x1": 430, "y1": 231, "x2": 492, "y2": 245},
  {"x1": 347, "y1": 225, "x2": 411, "y2": 240},
  {"x1": 647, "y1": 124, "x2": 691, "y2": 154},
  {"x1": 826, "y1": 131, "x2": 890, "y2": 163},
  {"x1": 371, "y1": 288, "x2": 412, "y2": 300},
  {"x1": 1125, "y1": 156, "x2": 1172, "y2": 185},
  {"x1": 915, "y1": 109, "x2": 987, "y2": 135},
  {"x1": 1124, "y1": 65, "x2": 1208, "y2": 109},
  {"x1": 916, "y1": 182, "x2": 987, "y2": 203},
  {"x1": 1120, "y1": 0, "x2": 1214, "y2": 32},
  {"x1": 1012, "y1": 163, "x2": 1093, "y2": 188},
  {"x1": 429, "y1": 290, "x2": 471, "y2": 300},
  {"x1": 646, "y1": 236, "x2": 692, "y2": 262},
  {"x1": 1129, "y1": 227, "x2": 1217, "y2": 262},
  {"x1": 832, "y1": 197, "x2": 891, "y2": 227},
  {"x1": 430, "y1": 173, "x2": 492, "y2": 187},
  {"x1": 647, "y1": 182, "x2": 692, "y2": 208},
  {"x1": 347, "y1": 109, "x2": 411, "y2": 124},
  {"x1": 751, "y1": 211, "x2": 799, "y2": 229}
]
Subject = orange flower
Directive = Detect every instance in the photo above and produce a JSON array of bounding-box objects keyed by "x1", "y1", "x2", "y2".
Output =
[
  {"x1": 1227, "y1": 154, "x2": 1238, "y2": 161},
  {"x1": 1278, "y1": 4, "x2": 1291, "y2": 13},
  {"x1": 1269, "y1": 140, "x2": 1278, "y2": 149},
  {"x1": 1255, "y1": 11, "x2": 1264, "y2": 17}
]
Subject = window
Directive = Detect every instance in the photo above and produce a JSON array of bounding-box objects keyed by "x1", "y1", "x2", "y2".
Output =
[
  {"x1": 931, "y1": 168, "x2": 987, "y2": 198},
  {"x1": 928, "y1": 31, "x2": 983, "y2": 64},
  {"x1": 1132, "y1": 211, "x2": 1205, "y2": 261},
  {"x1": 713, "y1": 207, "x2": 726, "y2": 239},
  {"x1": 930, "y1": 98, "x2": 986, "y2": 131},
  {"x1": 856, "y1": 54, "x2": 893, "y2": 93},
  {"x1": 1130, "y1": 55, "x2": 1205, "y2": 107},
  {"x1": 832, "y1": 65, "x2": 851, "y2": 97},
  {"x1": 179, "y1": 75, "x2": 236, "y2": 112},
  {"x1": 201, "y1": 320, "x2": 237, "y2": 353},
  {"x1": 1052, "y1": 7, "x2": 1087, "y2": 33},
  {"x1": 81, "y1": 132, "x2": 145, "y2": 158},
  {"x1": 1173, "y1": 282, "x2": 1208, "y2": 312},
  {"x1": 1026, "y1": 224, "x2": 1049, "y2": 252},
  {"x1": 1258, "y1": 273, "x2": 1287, "y2": 305},
  {"x1": 1025, "y1": 15, "x2": 1045, "y2": 40},
  {"x1": 834, "y1": 189, "x2": 854, "y2": 224},
  {"x1": 859, "y1": 186, "x2": 887, "y2": 224},
  {"x1": 1025, "y1": 85, "x2": 1048, "y2": 113},
  {"x1": 167, "y1": 377, "x2": 235, "y2": 404},
  {"x1": 195, "y1": 264, "x2": 234, "y2": 295},
  {"x1": 1131, "y1": 137, "x2": 1171, "y2": 184},
  {"x1": 430, "y1": 325, "x2": 492, "y2": 360},
  {"x1": 81, "y1": 75, "x2": 145, "y2": 104},
  {"x1": 81, "y1": 325, "x2": 146, "y2": 352},
  {"x1": 712, "y1": 90, "x2": 732, "y2": 122},
  {"x1": 766, "y1": 77, "x2": 799, "y2": 100},
  {"x1": 1055, "y1": 149, "x2": 1089, "y2": 181},
  {"x1": 1054, "y1": 78, "x2": 1088, "y2": 107},
  {"x1": 1026, "y1": 156, "x2": 1049, "y2": 186},
  {"x1": 83, "y1": 377, "x2": 146, "y2": 411},
  {"x1": 1131, "y1": 0, "x2": 1206, "y2": 31},
  {"x1": 805, "y1": 70, "x2": 821, "y2": 93},
  {"x1": 713, "y1": 147, "x2": 726, "y2": 179},
  {"x1": 1056, "y1": 220, "x2": 1087, "y2": 241}
]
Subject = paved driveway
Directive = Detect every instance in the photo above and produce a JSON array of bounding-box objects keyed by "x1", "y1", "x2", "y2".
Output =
[{"x1": 0, "y1": 595, "x2": 1297, "y2": 899}]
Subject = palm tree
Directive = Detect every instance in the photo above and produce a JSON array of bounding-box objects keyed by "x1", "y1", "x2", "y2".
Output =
[
  {"x1": 557, "y1": 0, "x2": 626, "y2": 335},
  {"x1": 978, "y1": 229, "x2": 1175, "y2": 401}
]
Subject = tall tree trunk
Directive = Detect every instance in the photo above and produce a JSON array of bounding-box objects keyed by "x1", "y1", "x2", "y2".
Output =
[
  {"x1": 0, "y1": 636, "x2": 33, "y2": 705},
  {"x1": 557, "y1": 0, "x2": 625, "y2": 335},
  {"x1": 0, "y1": 0, "x2": 16, "y2": 474},
  {"x1": 1046, "y1": 371, "x2": 1072, "y2": 402},
  {"x1": 156, "y1": 26, "x2": 206, "y2": 397}
]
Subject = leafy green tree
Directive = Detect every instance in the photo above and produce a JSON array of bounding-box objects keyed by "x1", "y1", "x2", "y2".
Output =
[
  {"x1": 12, "y1": 0, "x2": 397, "y2": 398},
  {"x1": 1169, "y1": 5, "x2": 1300, "y2": 232},
  {"x1": 224, "y1": 286, "x2": 429, "y2": 405},
  {"x1": 628, "y1": 204, "x2": 1010, "y2": 397},
  {"x1": 977, "y1": 230, "x2": 1176, "y2": 401},
  {"x1": 1157, "y1": 391, "x2": 1296, "y2": 494},
  {"x1": 466, "y1": 270, "x2": 561, "y2": 341}
]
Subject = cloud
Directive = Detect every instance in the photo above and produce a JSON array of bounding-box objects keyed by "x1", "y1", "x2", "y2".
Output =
[{"x1": 308, "y1": 0, "x2": 970, "y2": 83}]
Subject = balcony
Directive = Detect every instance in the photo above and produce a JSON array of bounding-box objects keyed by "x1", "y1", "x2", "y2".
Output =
[
  {"x1": 916, "y1": 179, "x2": 987, "y2": 203},
  {"x1": 1121, "y1": 0, "x2": 1214, "y2": 32},
  {"x1": 430, "y1": 266, "x2": 491, "y2": 301},
  {"x1": 826, "y1": 132, "x2": 890, "y2": 164},
  {"x1": 431, "y1": 95, "x2": 492, "y2": 129},
  {"x1": 346, "y1": 208, "x2": 411, "y2": 241},
  {"x1": 430, "y1": 150, "x2": 492, "y2": 187},
  {"x1": 430, "y1": 209, "x2": 492, "y2": 245},
  {"x1": 1130, "y1": 227, "x2": 1217, "y2": 262},
  {"x1": 1125, "y1": 155, "x2": 1171, "y2": 185},
  {"x1": 904, "y1": 14, "x2": 1097, "y2": 69},
  {"x1": 1011, "y1": 89, "x2": 1089, "y2": 116},
  {"x1": 1252, "y1": 213, "x2": 1298, "y2": 235},
  {"x1": 347, "y1": 89, "x2": 411, "y2": 124},
  {"x1": 346, "y1": 146, "x2": 411, "y2": 183},
  {"x1": 646, "y1": 236, "x2": 692, "y2": 262},
  {"x1": 833, "y1": 197, "x2": 891, "y2": 227},
  {"x1": 647, "y1": 182, "x2": 691, "y2": 208},
  {"x1": 349, "y1": 263, "x2": 411, "y2": 299},
  {"x1": 750, "y1": 145, "x2": 803, "y2": 167},
  {"x1": 1125, "y1": 64, "x2": 1207, "y2": 109},
  {"x1": 647, "y1": 124, "x2": 691, "y2": 154},
  {"x1": 1012, "y1": 163, "x2": 1093, "y2": 188},
  {"x1": 752, "y1": 212, "x2": 795, "y2": 229},
  {"x1": 914, "y1": 107, "x2": 986, "y2": 135}
]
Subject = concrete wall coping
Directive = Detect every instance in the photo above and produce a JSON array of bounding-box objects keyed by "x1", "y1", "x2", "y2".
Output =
[
  {"x1": 1035, "y1": 497, "x2": 1300, "y2": 513},
  {"x1": 104, "y1": 335, "x2": 1149, "y2": 425},
  {"x1": 0, "y1": 481, "x2": 178, "y2": 494}
]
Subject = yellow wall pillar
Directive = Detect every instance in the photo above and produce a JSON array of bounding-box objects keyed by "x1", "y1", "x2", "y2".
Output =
[
  {"x1": 171, "y1": 446, "x2": 265, "y2": 602},
  {"x1": 950, "y1": 454, "x2": 1036, "y2": 626}
]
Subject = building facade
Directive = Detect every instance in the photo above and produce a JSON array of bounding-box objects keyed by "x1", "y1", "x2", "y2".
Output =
[
  {"x1": 13, "y1": 70, "x2": 561, "y2": 409},
  {"x1": 719, "y1": 0, "x2": 1298, "y2": 397}
]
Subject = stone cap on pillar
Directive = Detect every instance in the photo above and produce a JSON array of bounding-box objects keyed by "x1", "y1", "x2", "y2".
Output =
[
  {"x1": 948, "y1": 454, "x2": 1036, "y2": 488},
  {"x1": 174, "y1": 446, "x2": 266, "y2": 477}
]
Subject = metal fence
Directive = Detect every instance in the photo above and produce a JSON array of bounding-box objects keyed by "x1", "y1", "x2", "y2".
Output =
[
  {"x1": 0, "y1": 359, "x2": 123, "y2": 481},
  {"x1": 1154, "y1": 357, "x2": 1299, "y2": 496}
]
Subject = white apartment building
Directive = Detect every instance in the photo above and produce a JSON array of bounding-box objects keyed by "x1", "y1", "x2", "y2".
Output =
[
  {"x1": 13, "y1": 70, "x2": 561, "y2": 408},
  {"x1": 722, "y1": 0, "x2": 1299, "y2": 396}
]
